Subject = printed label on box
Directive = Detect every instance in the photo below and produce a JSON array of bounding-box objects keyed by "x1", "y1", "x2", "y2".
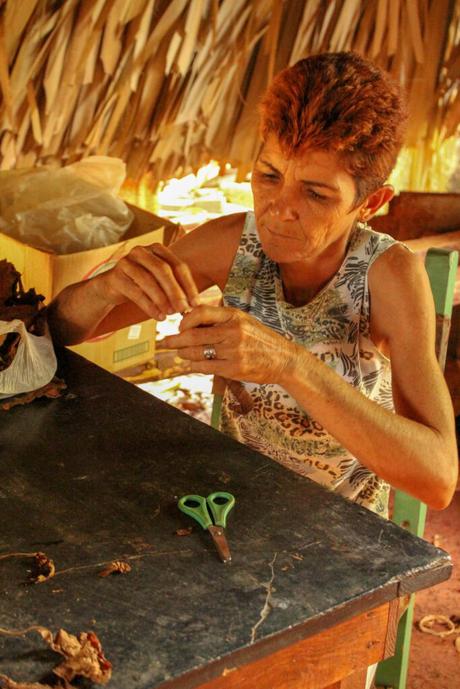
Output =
[{"x1": 128, "y1": 324, "x2": 142, "y2": 340}]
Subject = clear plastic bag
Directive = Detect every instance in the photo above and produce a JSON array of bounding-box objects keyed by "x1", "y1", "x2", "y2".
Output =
[
  {"x1": 0, "y1": 320, "x2": 57, "y2": 398},
  {"x1": 0, "y1": 157, "x2": 133, "y2": 254}
]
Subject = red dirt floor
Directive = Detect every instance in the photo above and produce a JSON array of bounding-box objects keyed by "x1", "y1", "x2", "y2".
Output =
[{"x1": 405, "y1": 490, "x2": 460, "y2": 689}]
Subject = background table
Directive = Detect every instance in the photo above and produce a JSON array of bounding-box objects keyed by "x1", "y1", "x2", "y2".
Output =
[{"x1": 0, "y1": 350, "x2": 452, "y2": 688}]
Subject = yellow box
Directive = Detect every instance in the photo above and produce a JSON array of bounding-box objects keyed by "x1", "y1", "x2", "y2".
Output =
[
  {"x1": 69, "y1": 320, "x2": 157, "y2": 373},
  {"x1": 0, "y1": 203, "x2": 180, "y2": 372}
]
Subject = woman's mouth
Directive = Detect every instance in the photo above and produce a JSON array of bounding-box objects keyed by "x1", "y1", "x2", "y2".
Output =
[{"x1": 265, "y1": 225, "x2": 302, "y2": 241}]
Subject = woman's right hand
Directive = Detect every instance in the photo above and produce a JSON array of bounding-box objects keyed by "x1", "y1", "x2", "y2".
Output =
[{"x1": 94, "y1": 242, "x2": 201, "y2": 320}]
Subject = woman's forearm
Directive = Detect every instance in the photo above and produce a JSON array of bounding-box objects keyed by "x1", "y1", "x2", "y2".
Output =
[
  {"x1": 47, "y1": 278, "x2": 114, "y2": 346},
  {"x1": 279, "y1": 346, "x2": 458, "y2": 509}
]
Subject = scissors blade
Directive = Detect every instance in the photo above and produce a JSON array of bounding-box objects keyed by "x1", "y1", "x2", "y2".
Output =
[{"x1": 208, "y1": 525, "x2": 232, "y2": 563}]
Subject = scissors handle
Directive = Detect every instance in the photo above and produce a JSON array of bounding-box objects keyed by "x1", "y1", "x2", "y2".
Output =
[
  {"x1": 178, "y1": 495, "x2": 212, "y2": 530},
  {"x1": 207, "y1": 492, "x2": 235, "y2": 528}
]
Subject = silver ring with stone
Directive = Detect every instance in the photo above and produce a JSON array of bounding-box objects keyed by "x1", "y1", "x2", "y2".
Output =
[{"x1": 203, "y1": 345, "x2": 217, "y2": 360}]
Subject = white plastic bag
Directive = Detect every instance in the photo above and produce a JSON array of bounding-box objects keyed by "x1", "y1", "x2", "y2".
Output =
[
  {"x1": 0, "y1": 320, "x2": 57, "y2": 398},
  {"x1": 0, "y1": 157, "x2": 133, "y2": 254}
]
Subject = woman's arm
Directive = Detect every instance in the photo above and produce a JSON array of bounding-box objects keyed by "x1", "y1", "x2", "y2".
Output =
[
  {"x1": 47, "y1": 213, "x2": 245, "y2": 345},
  {"x1": 163, "y1": 245, "x2": 458, "y2": 509}
]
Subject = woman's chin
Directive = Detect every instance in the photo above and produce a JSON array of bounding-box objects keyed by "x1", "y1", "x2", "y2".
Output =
[{"x1": 261, "y1": 240, "x2": 316, "y2": 264}]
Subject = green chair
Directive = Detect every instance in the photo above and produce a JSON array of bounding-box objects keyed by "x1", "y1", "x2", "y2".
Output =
[{"x1": 376, "y1": 247, "x2": 459, "y2": 689}]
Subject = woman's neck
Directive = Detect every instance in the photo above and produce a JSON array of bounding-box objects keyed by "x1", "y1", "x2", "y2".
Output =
[
  {"x1": 279, "y1": 260, "x2": 337, "y2": 306},
  {"x1": 279, "y1": 230, "x2": 354, "y2": 307}
]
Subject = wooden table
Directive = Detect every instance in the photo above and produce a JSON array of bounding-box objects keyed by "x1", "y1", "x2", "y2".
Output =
[{"x1": 0, "y1": 350, "x2": 452, "y2": 689}]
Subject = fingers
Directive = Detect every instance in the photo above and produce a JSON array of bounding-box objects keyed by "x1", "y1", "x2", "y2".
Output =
[
  {"x1": 109, "y1": 270, "x2": 168, "y2": 320},
  {"x1": 106, "y1": 243, "x2": 200, "y2": 318},
  {"x1": 128, "y1": 244, "x2": 192, "y2": 314},
  {"x1": 162, "y1": 323, "x2": 228, "y2": 350},
  {"x1": 149, "y1": 244, "x2": 201, "y2": 310},
  {"x1": 179, "y1": 305, "x2": 235, "y2": 332},
  {"x1": 113, "y1": 260, "x2": 172, "y2": 319},
  {"x1": 170, "y1": 345, "x2": 223, "y2": 362}
]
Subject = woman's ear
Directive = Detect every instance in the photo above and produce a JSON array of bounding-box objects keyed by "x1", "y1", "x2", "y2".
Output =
[{"x1": 359, "y1": 184, "x2": 394, "y2": 221}]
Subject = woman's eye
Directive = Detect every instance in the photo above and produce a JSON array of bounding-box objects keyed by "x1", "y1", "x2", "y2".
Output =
[
  {"x1": 258, "y1": 171, "x2": 279, "y2": 182},
  {"x1": 306, "y1": 189, "x2": 326, "y2": 201}
]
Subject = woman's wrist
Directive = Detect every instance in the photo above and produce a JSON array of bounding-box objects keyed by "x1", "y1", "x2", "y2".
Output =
[{"x1": 278, "y1": 341, "x2": 309, "y2": 390}]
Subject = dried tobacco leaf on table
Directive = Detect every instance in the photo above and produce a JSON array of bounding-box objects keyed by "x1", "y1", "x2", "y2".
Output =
[
  {"x1": 1, "y1": 379, "x2": 67, "y2": 411},
  {"x1": 42, "y1": 629, "x2": 112, "y2": 685},
  {"x1": 98, "y1": 560, "x2": 131, "y2": 577},
  {"x1": 0, "y1": 626, "x2": 111, "y2": 687},
  {"x1": 29, "y1": 552, "x2": 55, "y2": 584}
]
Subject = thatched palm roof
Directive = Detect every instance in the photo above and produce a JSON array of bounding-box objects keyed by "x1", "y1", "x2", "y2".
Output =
[{"x1": 0, "y1": 0, "x2": 459, "y2": 188}]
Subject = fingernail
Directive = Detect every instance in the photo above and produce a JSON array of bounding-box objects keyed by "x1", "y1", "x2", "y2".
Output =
[
  {"x1": 157, "y1": 313, "x2": 165, "y2": 321},
  {"x1": 191, "y1": 295, "x2": 201, "y2": 307}
]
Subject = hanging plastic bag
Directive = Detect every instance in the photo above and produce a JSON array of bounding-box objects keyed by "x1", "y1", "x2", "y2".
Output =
[
  {"x1": 0, "y1": 156, "x2": 133, "y2": 254},
  {"x1": 0, "y1": 319, "x2": 57, "y2": 398}
]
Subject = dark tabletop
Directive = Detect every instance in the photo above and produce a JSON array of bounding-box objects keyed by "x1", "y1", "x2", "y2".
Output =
[{"x1": 0, "y1": 350, "x2": 452, "y2": 689}]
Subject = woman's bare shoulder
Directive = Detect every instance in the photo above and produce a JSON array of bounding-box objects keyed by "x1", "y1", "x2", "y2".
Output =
[
  {"x1": 369, "y1": 243, "x2": 427, "y2": 293},
  {"x1": 369, "y1": 243, "x2": 434, "y2": 342},
  {"x1": 173, "y1": 212, "x2": 247, "y2": 290}
]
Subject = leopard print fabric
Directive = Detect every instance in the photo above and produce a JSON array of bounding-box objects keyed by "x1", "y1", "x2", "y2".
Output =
[{"x1": 220, "y1": 211, "x2": 401, "y2": 517}]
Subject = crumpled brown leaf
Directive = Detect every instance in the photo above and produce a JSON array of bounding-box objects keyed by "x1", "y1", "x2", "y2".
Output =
[
  {"x1": 0, "y1": 260, "x2": 21, "y2": 304},
  {"x1": 0, "y1": 626, "x2": 111, "y2": 687},
  {"x1": 1, "y1": 378, "x2": 67, "y2": 411},
  {"x1": 0, "y1": 259, "x2": 46, "y2": 343},
  {"x1": 38, "y1": 628, "x2": 112, "y2": 684},
  {"x1": 98, "y1": 560, "x2": 131, "y2": 577},
  {"x1": 29, "y1": 552, "x2": 55, "y2": 584}
]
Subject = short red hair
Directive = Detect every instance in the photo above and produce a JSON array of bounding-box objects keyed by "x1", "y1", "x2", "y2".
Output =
[{"x1": 259, "y1": 52, "x2": 407, "y2": 202}]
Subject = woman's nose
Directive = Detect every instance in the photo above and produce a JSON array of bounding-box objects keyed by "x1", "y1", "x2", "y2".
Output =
[{"x1": 269, "y1": 193, "x2": 299, "y2": 222}]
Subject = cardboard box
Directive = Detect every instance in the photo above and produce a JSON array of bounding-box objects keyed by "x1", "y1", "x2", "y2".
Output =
[
  {"x1": 69, "y1": 319, "x2": 157, "y2": 373},
  {"x1": 0, "y1": 203, "x2": 181, "y2": 372}
]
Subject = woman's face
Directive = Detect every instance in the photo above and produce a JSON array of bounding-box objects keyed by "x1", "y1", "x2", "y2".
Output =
[{"x1": 251, "y1": 134, "x2": 363, "y2": 264}]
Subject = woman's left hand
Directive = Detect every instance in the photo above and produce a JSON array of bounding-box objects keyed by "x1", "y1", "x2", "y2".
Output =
[{"x1": 162, "y1": 305, "x2": 296, "y2": 385}]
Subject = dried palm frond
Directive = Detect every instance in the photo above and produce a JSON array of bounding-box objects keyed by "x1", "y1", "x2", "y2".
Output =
[{"x1": 0, "y1": 0, "x2": 458, "y2": 191}]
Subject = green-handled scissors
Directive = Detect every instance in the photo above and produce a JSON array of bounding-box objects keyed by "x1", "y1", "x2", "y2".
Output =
[{"x1": 178, "y1": 492, "x2": 235, "y2": 563}]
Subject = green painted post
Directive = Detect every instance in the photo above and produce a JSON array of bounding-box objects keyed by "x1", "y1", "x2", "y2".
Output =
[{"x1": 210, "y1": 393, "x2": 223, "y2": 429}]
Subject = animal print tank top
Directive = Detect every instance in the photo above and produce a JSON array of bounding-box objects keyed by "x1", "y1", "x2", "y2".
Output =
[{"x1": 219, "y1": 211, "x2": 400, "y2": 517}]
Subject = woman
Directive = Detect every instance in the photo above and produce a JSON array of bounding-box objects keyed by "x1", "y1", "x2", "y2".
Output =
[{"x1": 49, "y1": 52, "x2": 458, "y2": 517}]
